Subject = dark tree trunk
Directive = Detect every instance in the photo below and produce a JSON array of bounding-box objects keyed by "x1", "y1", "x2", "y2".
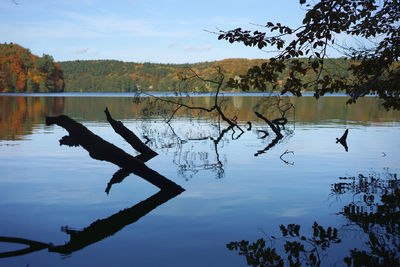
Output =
[{"x1": 45, "y1": 113, "x2": 184, "y2": 192}]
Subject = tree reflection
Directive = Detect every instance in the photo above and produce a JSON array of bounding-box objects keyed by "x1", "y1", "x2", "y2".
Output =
[
  {"x1": 134, "y1": 76, "x2": 296, "y2": 180},
  {"x1": 333, "y1": 172, "x2": 400, "y2": 266},
  {"x1": 135, "y1": 104, "x2": 295, "y2": 181},
  {"x1": 227, "y1": 170, "x2": 400, "y2": 266},
  {"x1": 0, "y1": 189, "x2": 182, "y2": 258},
  {"x1": 50, "y1": 189, "x2": 181, "y2": 255},
  {"x1": 228, "y1": 222, "x2": 341, "y2": 267}
]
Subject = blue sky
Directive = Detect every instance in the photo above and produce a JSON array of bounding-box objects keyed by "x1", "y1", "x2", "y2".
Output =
[{"x1": 0, "y1": 0, "x2": 308, "y2": 63}]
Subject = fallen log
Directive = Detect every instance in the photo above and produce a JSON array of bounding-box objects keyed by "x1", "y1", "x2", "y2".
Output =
[
  {"x1": 0, "y1": 111, "x2": 184, "y2": 259},
  {"x1": 45, "y1": 114, "x2": 184, "y2": 192},
  {"x1": 104, "y1": 107, "x2": 158, "y2": 162}
]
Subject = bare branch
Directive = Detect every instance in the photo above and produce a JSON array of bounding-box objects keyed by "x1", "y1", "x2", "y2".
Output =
[{"x1": 280, "y1": 149, "x2": 294, "y2": 165}]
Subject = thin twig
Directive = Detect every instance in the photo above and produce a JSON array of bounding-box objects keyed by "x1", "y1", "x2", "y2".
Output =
[{"x1": 279, "y1": 149, "x2": 294, "y2": 165}]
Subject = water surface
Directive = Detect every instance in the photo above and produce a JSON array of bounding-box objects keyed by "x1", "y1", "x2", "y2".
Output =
[{"x1": 0, "y1": 94, "x2": 399, "y2": 266}]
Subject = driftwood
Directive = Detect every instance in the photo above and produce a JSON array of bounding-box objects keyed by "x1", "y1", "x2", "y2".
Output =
[
  {"x1": 0, "y1": 108, "x2": 184, "y2": 258},
  {"x1": 45, "y1": 108, "x2": 184, "y2": 192}
]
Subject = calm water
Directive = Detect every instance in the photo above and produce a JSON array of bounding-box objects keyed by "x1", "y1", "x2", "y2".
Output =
[{"x1": 0, "y1": 94, "x2": 399, "y2": 266}]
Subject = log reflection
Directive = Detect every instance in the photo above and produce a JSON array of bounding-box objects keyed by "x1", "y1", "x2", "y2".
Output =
[
  {"x1": 0, "y1": 109, "x2": 184, "y2": 258},
  {"x1": 0, "y1": 188, "x2": 182, "y2": 258},
  {"x1": 50, "y1": 189, "x2": 182, "y2": 255}
]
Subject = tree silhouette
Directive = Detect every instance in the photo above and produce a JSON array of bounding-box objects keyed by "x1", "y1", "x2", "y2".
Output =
[
  {"x1": 227, "y1": 170, "x2": 400, "y2": 266},
  {"x1": 218, "y1": 0, "x2": 400, "y2": 110}
]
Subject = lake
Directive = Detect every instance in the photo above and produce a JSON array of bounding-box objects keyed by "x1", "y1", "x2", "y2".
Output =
[{"x1": 0, "y1": 93, "x2": 399, "y2": 266}]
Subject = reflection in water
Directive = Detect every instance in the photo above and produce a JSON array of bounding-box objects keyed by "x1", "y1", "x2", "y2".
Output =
[
  {"x1": 0, "y1": 190, "x2": 181, "y2": 258},
  {"x1": 227, "y1": 222, "x2": 341, "y2": 266},
  {"x1": 1, "y1": 94, "x2": 400, "y2": 265},
  {"x1": 0, "y1": 96, "x2": 65, "y2": 140},
  {"x1": 50, "y1": 189, "x2": 181, "y2": 255},
  {"x1": 279, "y1": 149, "x2": 295, "y2": 165},
  {"x1": 336, "y1": 129, "x2": 349, "y2": 152},
  {"x1": 0, "y1": 109, "x2": 184, "y2": 258},
  {"x1": 1, "y1": 95, "x2": 396, "y2": 182},
  {"x1": 0, "y1": 237, "x2": 49, "y2": 258},
  {"x1": 253, "y1": 111, "x2": 292, "y2": 157},
  {"x1": 139, "y1": 94, "x2": 295, "y2": 179},
  {"x1": 1, "y1": 94, "x2": 400, "y2": 141},
  {"x1": 335, "y1": 172, "x2": 400, "y2": 266},
  {"x1": 45, "y1": 112, "x2": 183, "y2": 191},
  {"x1": 227, "y1": 170, "x2": 400, "y2": 266}
]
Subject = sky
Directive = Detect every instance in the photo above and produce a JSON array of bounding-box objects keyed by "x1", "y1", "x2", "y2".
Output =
[{"x1": 0, "y1": 0, "x2": 308, "y2": 63}]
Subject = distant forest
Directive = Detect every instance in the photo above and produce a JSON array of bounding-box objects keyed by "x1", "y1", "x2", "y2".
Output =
[
  {"x1": 59, "y1": 59, "x2": 270, "y2": 92},
  {"x1": 59, "y1": 58, "x2": 354, "y2": 93},
  {"x1": 1, "y1": 43, "x2": 355, "y2": 93}
]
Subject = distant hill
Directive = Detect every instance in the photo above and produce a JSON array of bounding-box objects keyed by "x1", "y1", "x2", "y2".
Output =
[
  {"x1": 58, "y1": 58, "x2": 268, "y2": 92},
  {"x1": 0, "y1": 43, "x2": 64, "y2": 93},
  {"x1": 59, "y1": 58, "x2": 352, "y2": 92},
  {"x1": 1, "y1": 43, "x2": 353, "y2": 93}
]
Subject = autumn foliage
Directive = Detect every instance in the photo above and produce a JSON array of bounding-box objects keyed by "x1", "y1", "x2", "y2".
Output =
[
  {"x1": 1, "y1": 43, "x2": 360, "y2": 94},
  {"x1": 0, "y1": 43, "x2": 64, "y2": 93}
]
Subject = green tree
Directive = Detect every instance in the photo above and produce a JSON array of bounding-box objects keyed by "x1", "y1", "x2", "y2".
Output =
[
  {"x1": 35, "y1": 54, "x2": 55, "y2": 74},
  {"x1": 39, "y1": 78, "x2": 48, "y2": 92},
  {"x1": 10, "y1": 72, "x2": 18, "y2": 92},
  {"x1": 26, "y1": 76, "x2": 37, "y2": 92},
  {"x1": 218, "y1": 0, "x2": 400, "y2": 109}
]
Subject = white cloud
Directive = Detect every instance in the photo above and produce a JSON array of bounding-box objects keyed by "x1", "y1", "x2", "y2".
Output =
[
  {"x1": 168, "y1": 41, "x2": 178, "y2": 47},
  {"x1": 58, "y1": 11, "x2": 188, "y2": 38},
  {"x1": 75, "y1": 47, "x2": 89, "y2": 54},
  {"x1": 183, "y1": 45, "x2": 212, "y2": 52}
]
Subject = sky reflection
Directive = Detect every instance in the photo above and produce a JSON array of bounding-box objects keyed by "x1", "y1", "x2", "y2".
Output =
[{"x1": 0, "y1": 95, "x2": 399, "y2": 266}]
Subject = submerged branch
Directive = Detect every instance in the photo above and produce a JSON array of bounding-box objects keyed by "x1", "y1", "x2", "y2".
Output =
[
  {"x1": 45, "y1": 114, "x2": 184, "y2": 192},
  {"x1": 139, "y1": 66, "x2": 244, "y2": 137},
  {"x1": 254, "y1": 111, "x2": 283, "y2": 139},
  {"x1": 104, "y1": 107, "x2": 158, "y2": 162}
]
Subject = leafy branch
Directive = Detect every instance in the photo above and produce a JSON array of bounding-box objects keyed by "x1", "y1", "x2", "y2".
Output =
[{"x1": 217, "y1": 0, "x2": 400, "y2": 109}]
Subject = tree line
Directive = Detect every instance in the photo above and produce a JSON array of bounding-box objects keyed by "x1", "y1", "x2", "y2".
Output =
[
  {"x1": 1, "y1": 43, "x2": 358, "y2": 94},
  {"x1": 59, "y1": 58, "x2": 355, "y2": 93}
]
